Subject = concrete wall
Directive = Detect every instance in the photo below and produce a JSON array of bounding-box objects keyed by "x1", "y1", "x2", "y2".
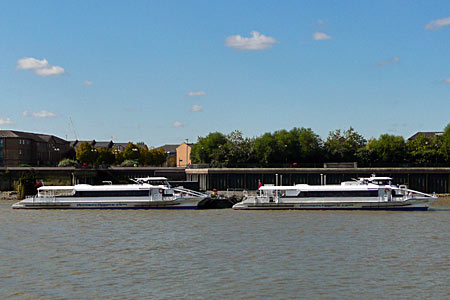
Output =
[{"x1": 186, "y1": 167, "x2": 450, "y2": 194}]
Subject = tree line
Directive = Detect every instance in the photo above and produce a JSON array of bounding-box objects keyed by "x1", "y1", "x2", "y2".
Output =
[
  {"x1": 60, "y1": 142, "x2": 167, "y2": 167},
  {"x1": 190, "y1": 124, "x2": 450, "y2": 167}
]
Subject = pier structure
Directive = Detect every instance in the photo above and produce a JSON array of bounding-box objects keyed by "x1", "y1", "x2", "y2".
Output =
[{"x1": 186, "y1": 167, "x2": 450, "y2": 194}]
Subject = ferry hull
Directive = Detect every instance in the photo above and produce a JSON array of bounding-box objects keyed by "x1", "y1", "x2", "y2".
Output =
[
  {"x1": 232, "y1": 205, "x2": 429, "y2": 211},
  {"x1": 12, "y1": 197, "x2": 202, "y2": 210},
  {"x1": 232, "y1": 198, "x2": 434, "y2": 211}
]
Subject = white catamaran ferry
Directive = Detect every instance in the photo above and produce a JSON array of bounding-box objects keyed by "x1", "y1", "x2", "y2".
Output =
[
  {"x1": 12, "y1": 177, "x2": 207, "y2": 209},
  {"x1": 233, "y1": 176, "x2": 437, "y2": 211}
]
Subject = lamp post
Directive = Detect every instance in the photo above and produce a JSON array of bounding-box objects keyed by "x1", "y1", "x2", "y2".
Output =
[
  {"x1": 185, "y1": 138, "x2": 189, "y2": 168},
  {"x1": 53, "y1": 147, "x2": 60, "y2": 166},
  {"x1": 166, "y1": 151, "x2": 171, "y2": 167},
  {"x1": 90, "y1": 148, "x2": 97, "y2": 167}
]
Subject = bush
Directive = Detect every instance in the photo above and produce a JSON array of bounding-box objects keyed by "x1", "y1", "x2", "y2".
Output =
[
  {"x1": 119, "y1": 160, "x2": 139, "y2": 167},
  {"x1": 58, "y1": 159, "x2": 79, "y2": 167}
]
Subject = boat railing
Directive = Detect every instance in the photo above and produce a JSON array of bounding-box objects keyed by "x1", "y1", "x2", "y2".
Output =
[
  {"x1": 173, "y1": 187, "x2": 207, "y2": 198},
  {"x1": 26, "y1": 195, "x2": 56, "y2": 203}
]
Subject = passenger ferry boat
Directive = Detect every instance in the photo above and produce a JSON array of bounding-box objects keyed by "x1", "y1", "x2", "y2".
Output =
[
  {"x1": 12, "y1": 177, "x2": 207, "y2": 209},
  {"x1": 232, "y1": 176, "x2": 437, "y2": 211}
]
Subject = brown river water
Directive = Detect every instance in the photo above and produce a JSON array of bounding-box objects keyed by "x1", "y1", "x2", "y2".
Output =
[{"x1": 1, "y1": 200, "x2": 449, "y2": 299}]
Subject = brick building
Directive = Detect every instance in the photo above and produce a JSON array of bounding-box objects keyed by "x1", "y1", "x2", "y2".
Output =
[{"x1": 0, "y1": 130, "x2": 71, "y2": 166}]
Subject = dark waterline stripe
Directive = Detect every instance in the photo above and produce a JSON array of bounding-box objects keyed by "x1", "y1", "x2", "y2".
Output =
[
  {"x1": 17, "y1": 206, "x2": 199, "y2": 210},
  {"x1": 239, "y1": 207, "x2": 429, "y2": 211}
]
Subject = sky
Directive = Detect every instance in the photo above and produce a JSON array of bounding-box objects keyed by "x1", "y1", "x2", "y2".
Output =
[{"x1": 0, "y1": 1, "x2": 449, "y2": 147}]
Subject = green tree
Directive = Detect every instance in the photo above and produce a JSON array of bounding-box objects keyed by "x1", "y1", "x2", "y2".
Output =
[
  {"x1": 289, "y1": 127, "x2": 323, "y2": 163},
  {"x1": 75, "y1": 142, "x2": 98, "y2": 165},
  {"x1": 254, "y1": 132, "x2": 277, "y2": 165},
  {"x1": 190, "y1": 132, "x2": 227, "y2": 166},
  {"x1": 406, "y1": 133, "x2": 443, "y2": 164},
  {"x1": 439, "y1": 123, "x2": 450, "y2": 163},
  {"x1": 367, "y1": 134, "x2": 406, "y2": 163},
  {"x1": 140, "y1": 148, "x2": 167, "y2": 166},
  {"x1": 254, "y1": 127, "x2": 323, "y2": 166},
  {"x1": 96, "y1": 148, "x2": 115, "y2": 165},
  {"x1": 221, "y1": 130, "x2": 256, "y2": 167},
  {"x1": 324, "y1": 127, "x2": 366, "y2": 162},
  {"x1": 122, "y1": 143, "x2": 141, "y2": 161},
  {"x1": 113, "y1": 150, "x2": 125, "y2": 165},
  {"x1": 150, "y1": 148, "x2": 167, "y2": 166}
]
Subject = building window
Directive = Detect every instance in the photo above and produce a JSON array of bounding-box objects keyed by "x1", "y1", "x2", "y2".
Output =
[{"x1": 0, "y1": 139, "x2": 3, "y2": 147}]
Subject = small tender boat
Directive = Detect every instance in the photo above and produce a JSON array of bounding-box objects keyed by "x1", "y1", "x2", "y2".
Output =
[
  {"x1": 12, "y1": 177, "x2": 207, "y2": 209},
  {"x1": 232, "y1": 176, "x2": 437, "y2": 211}
]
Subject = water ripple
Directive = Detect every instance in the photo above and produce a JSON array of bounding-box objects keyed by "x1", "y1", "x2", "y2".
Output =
[{"x1": 0, "y1": 201, "x2": 449, "y2": 299}]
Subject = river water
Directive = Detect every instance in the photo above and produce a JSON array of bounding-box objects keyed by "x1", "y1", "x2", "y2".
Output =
[{"x1": 1, "y1": 200, "x2": 449, "y2": 300}]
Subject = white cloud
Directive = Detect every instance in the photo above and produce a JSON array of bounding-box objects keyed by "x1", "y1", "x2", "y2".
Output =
[
  {"x1": 34, "y1": 65, "x2": 65, "y2": 77},
  {"x1": 83, "y1": 80, "x2": 93, "y2": 86},
  {"x1": 190, "y1": 105, "x2": 203, "y2": 112},
  {"x1": 16, "y1": 57, "x2": 65, "y2": 77},
  {"x1": 23, "y1": 110, "x2": 56, "y2": 118},
  {"x1": 17, "y1": 57, "x2": 49, "y2": 70},
  {"x1": 425, "y1": 17, "x2": 450, "y2": 30},
  {"x1": 173, "y1": 121, "x2": 183, "y2": 127},
  {"x1": 225, "y1": 31, "x2": 276, "y2": 51},
  {"x1": 187, "y1": 91, "x2": 206, "y2": 97},
  {"x1": 313, "y1": 32, "x2": 332, "y2": 40},
  {"x1": 0, "y1": 118, "x2": 12, "y2": 125},
  {"x1": 442, "y1": 78, "x2": 450, "y2": 83},
  {"x1": 377, "y1": 56, "x2": 399, "y2": 66}
]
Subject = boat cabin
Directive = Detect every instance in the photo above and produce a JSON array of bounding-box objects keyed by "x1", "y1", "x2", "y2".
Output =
[
  {"x1": 133, "y1": 177, "x2": 171, "y2": 187},
  {"x1": 361, "y1": 176, "x2": 392, "y2": 186}
]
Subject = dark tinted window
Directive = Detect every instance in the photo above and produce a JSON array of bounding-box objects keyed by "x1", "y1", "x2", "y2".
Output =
[
  {"x1": 298, "y1": 190, "x2": 378, "y2": 197},
  {"x1": 75, "y1": 190, "x2": 150, "y2": 197}
]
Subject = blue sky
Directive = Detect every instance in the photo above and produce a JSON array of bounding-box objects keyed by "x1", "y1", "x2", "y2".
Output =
[{"x1": 1, "y1": 1, "x2": 449, "y2": 147}]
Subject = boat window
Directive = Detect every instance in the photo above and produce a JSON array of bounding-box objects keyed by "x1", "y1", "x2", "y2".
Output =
[
  {"x1": 298, "y1": 190, "x2": 379, "y2": 198},
  {"x1": 371, "y1": 180, "x2": 390, "y2": 185},
  {"x1": 74, "y1": 190, "x2": 150, "y2": 197},
  {"x1": 39, "y1": 189, "x2": 74, "y2": 197},
  {"x1": 145, "y1": 180, "x2": 169, "y2": 186}
]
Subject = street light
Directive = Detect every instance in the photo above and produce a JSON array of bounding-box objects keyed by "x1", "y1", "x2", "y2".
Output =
[
  {"x1": 166, "y1": 151, "x2": 170, "y2": 167},
  {"x1": 185, "y1": 138, "x2": 189, "y2": 168}
]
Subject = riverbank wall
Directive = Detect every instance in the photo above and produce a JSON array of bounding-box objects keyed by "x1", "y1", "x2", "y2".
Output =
[{"x1": 0, "y1": 167, "x2": 186, "y2": 191}]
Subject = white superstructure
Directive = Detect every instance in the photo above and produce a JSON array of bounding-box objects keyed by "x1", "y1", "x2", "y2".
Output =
[
  {"x1": 233, "y1": 176, "x2": 437, "y2": 211},
  {"x1": 12, "y1": 177, "x2": 206, "y2": 209}
]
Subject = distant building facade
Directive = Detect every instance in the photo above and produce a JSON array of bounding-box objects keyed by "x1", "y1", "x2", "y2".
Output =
[
  {"x1": 176, "y1": 143, "x2": 193, "y2": 167},
  {"x1": 70, "y1": 140, "x2": 147, "y2": 152},
  {"x1": 158, "y1": 144, "x2": 178, "y2": 167},
  {"x1": 0, "y1": 130, "x2": 71, "y2": 166},
  {"x1": 408, "y1": 132, "x2": 443, "y2": 141}
]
